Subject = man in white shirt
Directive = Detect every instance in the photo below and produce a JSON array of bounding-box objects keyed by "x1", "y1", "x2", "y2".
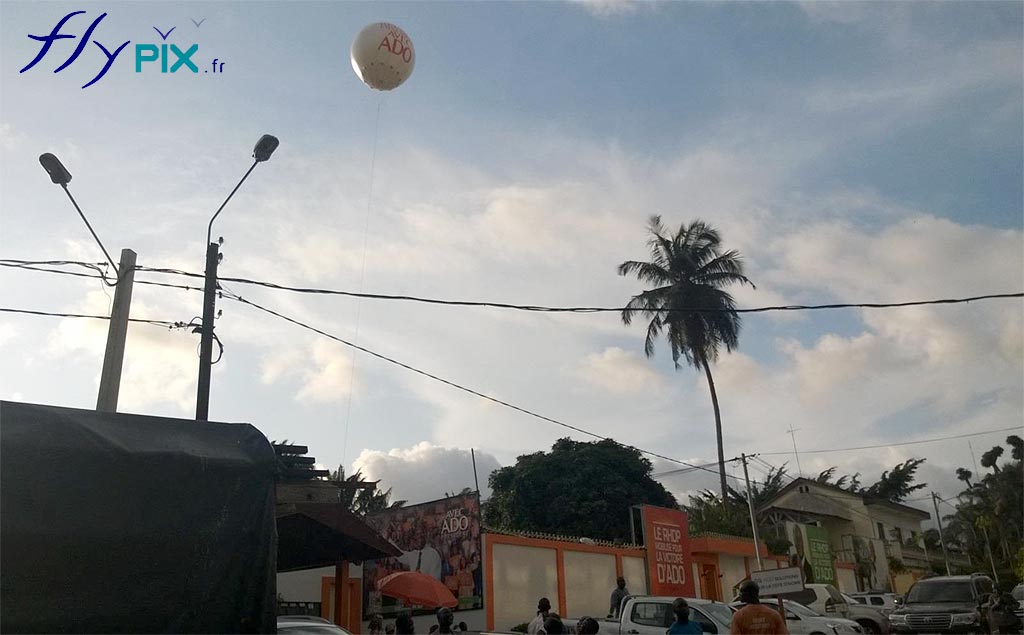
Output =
[{"x1": 527, "y1": 598, "x2": 552, "y2": 634}]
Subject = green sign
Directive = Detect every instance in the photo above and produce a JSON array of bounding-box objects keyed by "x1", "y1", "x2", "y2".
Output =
[{"x1": 805, "y1": 525, "x2": 835, "y2": 584}]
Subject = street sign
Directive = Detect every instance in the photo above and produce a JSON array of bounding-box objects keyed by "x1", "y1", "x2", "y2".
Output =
[{"x1": 751, "y1": 567, "x2": 805, "y2": 596}]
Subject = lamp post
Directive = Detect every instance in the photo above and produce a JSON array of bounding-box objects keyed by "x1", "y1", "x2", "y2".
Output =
[
  {"x1": 195, "y1": 134, "x2": 278, "y2": 421},
  {"x1": 39, "y1": 153, "x2": 136, "y2": 413}
]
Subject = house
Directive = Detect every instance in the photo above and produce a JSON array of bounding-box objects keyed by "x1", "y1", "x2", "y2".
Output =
[{"x1": 757, "y1": 477, "x2": 937, "y2": 593}]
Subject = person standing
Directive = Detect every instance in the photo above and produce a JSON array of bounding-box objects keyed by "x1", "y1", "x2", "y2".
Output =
[
  {"x1": 666, "y1": 598, "x2": 702, "y2": 635},
  {"x1": 395, "y1": 615, "x2": 415, "y2": 635},
  {"x1": 609, "y1": 577, "x2": 629, "y2": 618},
  {"x1": 730, "y1": 581, "x2": 788, "y2": 635},
  {"x1": 434, "y1": 608, "x2": 459, "y2": 635},
  {"x1": 528, "y1": 598, "x2": 552, "y2": 634}
]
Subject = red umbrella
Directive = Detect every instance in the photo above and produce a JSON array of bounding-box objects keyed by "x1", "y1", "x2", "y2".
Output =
[{"x1": 377, "y1": 571, "x2": 458, "y2": 609}]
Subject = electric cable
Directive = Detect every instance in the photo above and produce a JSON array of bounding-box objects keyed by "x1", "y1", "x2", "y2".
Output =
[
  {"x1": 134, "y1": 264, "x2": 1024, "y2": 315},
  {"x1": 218, "y1": 287, "x2": 730, "y2": 476}
]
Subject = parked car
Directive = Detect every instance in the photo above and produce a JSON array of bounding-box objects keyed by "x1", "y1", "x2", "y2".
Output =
[
  {"x1": 888, "y1": 574, "x2": 997, "y2": 634},
  {"x1": 777, "y1": 584, "x2": 853, "y2": 620},
  {"x1": 842, "y1": 593, "x2": 891, "y2": 634},
  {"x1": 563, "y1": 596, "x2": 735, "y2": 635},
  {"x1": 850, "y1": 593, "x2": 899, "y2": 616},
  {"x1": 729, "y1": 599, "x2": 864, "y2": 634},
  {"x1": 278, "y1": 615, "x2": 353, "y2": 635}
]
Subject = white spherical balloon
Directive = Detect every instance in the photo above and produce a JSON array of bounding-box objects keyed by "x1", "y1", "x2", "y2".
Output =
[{"x1": 350, "y1": 22, "x2": 415, "y2": 91}]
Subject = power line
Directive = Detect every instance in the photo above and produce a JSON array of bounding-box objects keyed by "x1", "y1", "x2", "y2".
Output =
[
  {"x1": 135, "y1": 264, "x2": 1023, "y2": 314},
  {"x1": 217, "y1": 287, "x2": 728, "y2": 477},
  {"x1": 759, "y1": 426, "x2": 1021, "y2": 456},
  {"x1": 0, "y1": 306, "x2": 178, "y2": 328},
  {"x1": 653, "y1": 456, "x2": 745, "y2": 479},
  {"x1": 7, "y1": 259, "x2": 1023, "y2": 315}
]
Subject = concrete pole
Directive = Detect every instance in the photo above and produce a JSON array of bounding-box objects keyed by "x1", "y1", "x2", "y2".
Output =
[
  {"x1": 96, "y1": 248, "x2": 136, "y2": 412},
  {"x1": 195, "y1": 242, "x2": 220, "y2": 421},
  {"x1": 932, "y1": 492, "x2": 951, "y2": 575},
  {"x1": 742, "y1": 453, "x2": 764, "y2": 570}
]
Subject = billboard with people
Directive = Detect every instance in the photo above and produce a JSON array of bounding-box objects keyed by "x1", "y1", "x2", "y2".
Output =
[
  {"x1": 363, "y1": 493, "x2": 483, "y2": 616},
  {"x1": 785, "y1": 522, "x2": 836, "y2": 584}
]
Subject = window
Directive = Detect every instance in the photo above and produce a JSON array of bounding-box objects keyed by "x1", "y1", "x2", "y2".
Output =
[
  {"x1": 869, "y1": 597, "x2": 884, "y2": 606},
  {"x1": 631, "y1": 603, "x2": 670, "y2": 628},
  {"x1": 894, "y1": 527, "x2": 904, "y2": 544},
  {"x1": 689, "y1": 608, "x2": 718, "y2": 634},
  {"x1": 877, "y1": 522, "x2": 885, "y2": 540}
]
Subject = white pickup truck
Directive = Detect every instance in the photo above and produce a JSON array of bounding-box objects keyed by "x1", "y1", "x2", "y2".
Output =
[{"x1": 563, "y1": 596, "x2": 734, "y2": 635}]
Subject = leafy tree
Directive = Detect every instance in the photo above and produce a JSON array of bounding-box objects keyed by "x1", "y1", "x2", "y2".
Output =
[
  {"x1": 948, "y1": 437, "x2": 1023, "y2": 587},
  {"x1": 618, "y1": 216, "x2": 754, "y2": 500},
  {"x1": 862, "y1": 458, "x2": 927, "y2": 503},
  {"x1": 687, "y1": 464, "x2": 790, "y2": 554},
  {"x1": 329, "y1": 466, "x2": 405, "y2": 515},
  {"x1": 484, "y1": 438, "x2": 678, "y2": 542},
  {"x1": 687, "y1": 491, "x2": 751, "y2": 537},
  {"x1": 980, "y1": 446, "x2": 1004, "y2": 473},
  {"x1": 727, "y1": 464, "x2": 790, "y2": 508}
]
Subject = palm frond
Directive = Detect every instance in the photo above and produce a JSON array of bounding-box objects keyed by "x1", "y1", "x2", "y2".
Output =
[{"x1": 617, "y1": 260, "x2": 673, "y2": 286}]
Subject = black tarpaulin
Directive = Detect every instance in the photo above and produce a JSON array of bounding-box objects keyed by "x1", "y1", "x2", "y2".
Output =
[{"x1": 0, "y1": 401, "x2": 278, "y2": 633}]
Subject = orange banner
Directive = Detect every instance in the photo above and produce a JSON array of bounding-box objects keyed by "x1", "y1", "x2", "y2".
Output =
[{"x1": 642, "y1": 505, "x2": 694, "y2": 597}]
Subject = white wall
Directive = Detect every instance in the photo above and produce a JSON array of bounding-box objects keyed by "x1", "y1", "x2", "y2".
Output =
[
  {"x1": 563, "y1": 551, "x2": 617, "y2": 619},
  {"x1": 835, "y1": 567, "x2": 858, "y2": 594},
  {"x1": 622, "y1": 557, "x2": 647, "y2": 596},
  {"x1": 278, "y1": 566, "x2": 334, "y2": 603},
  {"x1": 491, "y1": 543, "x2": 559, "y2": 631},
  {"x1": 719, "y1": 555, "x2": 747, "y2": 601}
]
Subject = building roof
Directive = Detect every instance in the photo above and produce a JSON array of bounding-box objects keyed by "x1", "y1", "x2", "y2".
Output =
[
  {"x1": 863, "y1": 497, "x2": 931, "y2": 520},
  {"x1": 758, "y1": 477, "x2": 930, "y2": 520},
  {"x1": 276, "y1": 502, "x2": 401, "y2": 571}
]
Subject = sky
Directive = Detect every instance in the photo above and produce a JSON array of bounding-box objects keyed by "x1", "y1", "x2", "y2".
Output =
[{"x1": 1, "y1": 1, "x2": 1021, "y2": 520}]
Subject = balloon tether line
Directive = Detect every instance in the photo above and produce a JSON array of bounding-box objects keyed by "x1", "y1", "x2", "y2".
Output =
[{"x1": 341, "y1": 92, "x2": 384, "y2": 468}]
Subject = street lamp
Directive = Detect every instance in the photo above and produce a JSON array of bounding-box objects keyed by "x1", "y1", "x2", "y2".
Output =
[
  {"x1": 195, "y1": 134, "x2": 279, "y2": 421},
  {"x1": 39, "y1": 153, "x2": 119, "y2": 274},
  {"x1": 38, "y1": 153, "x2": 136, "y2": 412}
]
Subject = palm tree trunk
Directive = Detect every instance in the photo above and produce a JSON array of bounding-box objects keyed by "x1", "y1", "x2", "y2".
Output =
[{"x1": 702, "y1": 358, "x2": 729, "y2": 501}]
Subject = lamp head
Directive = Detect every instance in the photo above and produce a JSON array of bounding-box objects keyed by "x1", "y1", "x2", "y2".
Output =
[
  {"x1": 253, "y1": 135, "x2": 279, "y2": 162},
  {"x1": 39, "y1": 153, "x2": 72, "y2": 185}
]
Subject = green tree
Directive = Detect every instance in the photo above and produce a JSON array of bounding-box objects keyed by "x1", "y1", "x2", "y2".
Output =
[
  {"x1": 862, "y1": 458, "x2": 927, "y2": 503},
  {"x1": 948, "y1": 437, "x2": 1023, "y2": 586},
  {"x1": 329, "y1": 466, "x2": 406, "y2": 515},
  {"x1": 484, "y1": 438, "x2": 678, "y2": 542},
  {"x1": 686, "y1": 464, "x2": 792, "y2": 555},
  {"x1": 618, "y1": 216, "x2": 754, "y2": 500}
]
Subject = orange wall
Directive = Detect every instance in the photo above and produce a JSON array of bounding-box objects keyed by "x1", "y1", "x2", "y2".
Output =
[{"x1": 484, "y1": 533, "x2": 646, "y2": 630}]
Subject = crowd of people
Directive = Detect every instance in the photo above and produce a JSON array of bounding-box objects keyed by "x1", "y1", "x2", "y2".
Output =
[
  {"x1": 366, "y1": 574, "x2": 789, "y2": 635},
  {"x1": 364, "y1": 496, "x2": 484, "y2": 615}
]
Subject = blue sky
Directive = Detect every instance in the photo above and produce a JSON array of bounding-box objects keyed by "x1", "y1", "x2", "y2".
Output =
[{"x1": 1, "y1": 0, "x2": 1021, "y2": 510}]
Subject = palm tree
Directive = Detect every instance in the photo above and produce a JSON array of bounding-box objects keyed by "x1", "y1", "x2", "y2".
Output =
[{"x1": 619, "y1": 216, "x2": 754, "y2": 500}]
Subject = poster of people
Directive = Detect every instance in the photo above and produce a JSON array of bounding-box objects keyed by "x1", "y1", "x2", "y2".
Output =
[
  {"x1": 785, "y1": 522, "x2": 836, "y2": 584},
  {"x1": 363, "y1": 493, "x2": 483, "y2": 616}
]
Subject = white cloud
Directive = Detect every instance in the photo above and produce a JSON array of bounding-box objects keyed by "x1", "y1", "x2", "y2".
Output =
[
  {"x1": 46, "y1": 290, "x2": 200, "y2": 414},
  {"x1": 296, "y1": 340, "x2": 359, "y2": 404},
  {"x1": 572, "y1": 0, "x2": 643, "y2": 18},
  {"x1": 579, "y1": 346, "x2": 664, "y2": 394},
  {"x1": 352, "y1": 442, "x2": 502, "y2": 504}
]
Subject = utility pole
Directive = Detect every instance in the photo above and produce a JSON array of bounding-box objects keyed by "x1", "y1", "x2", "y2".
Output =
[
  {"x1": 932, "y1": 492, "x2": 951, "y2": 575},
  {"x1": 96, "y1": 248, "x2": 137, "y2": 412},
  {"x1": 742, "y1": 453, "x2": 764, "y2": 570},
  {"x1": 786, "y1": 426, "x2": 803, "y2": 477},
  {"x1": 193, "y1": 134, "x2": 278, "y2": 422},
  {"x1": 195, "y1": 241, "x2": 220, "y2": 421},
  {"x1": 471, "y1": 448, "x2": 480, "y2": 494}
]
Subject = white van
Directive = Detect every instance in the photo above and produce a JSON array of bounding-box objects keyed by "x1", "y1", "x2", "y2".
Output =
[{"x1": 777, "y1": 583, "x2": 852, "y2": 620}]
